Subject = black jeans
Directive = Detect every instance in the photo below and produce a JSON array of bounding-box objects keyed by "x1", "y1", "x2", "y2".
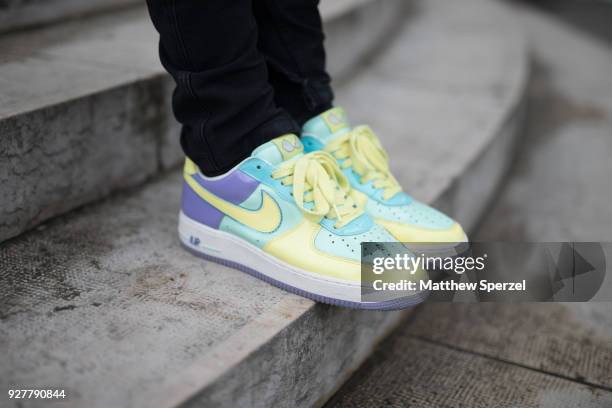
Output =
[{"x1": 146, "y1": 0, "x2": 334, "y2": 176}]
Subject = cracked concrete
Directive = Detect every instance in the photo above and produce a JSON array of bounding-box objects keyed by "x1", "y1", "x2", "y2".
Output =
[{"x1": 0, "y1": 77, "x2": 169, "y2": 243}]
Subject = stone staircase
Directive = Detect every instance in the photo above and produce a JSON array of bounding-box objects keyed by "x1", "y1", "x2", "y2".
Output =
[
  {"x1": 0, "y1": 0, "x2": 405, "y2": 244},
  {"x1": 0, "y1": 0, "x2": 529, "y2": 407}
]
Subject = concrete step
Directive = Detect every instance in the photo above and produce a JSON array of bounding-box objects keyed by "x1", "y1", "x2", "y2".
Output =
[
  {"x1": 0, "y1": 0, "x2": 379, "y2": 35},
  {"x1": 477, "y1": 3, "x2": 612, "y2": 242},
  {"x1": 330, "y1": 10, "x2": 612, "y2": 400},
  {"x1": 0, "y1": 0, "x2": 405, "y2": 244},
  {"x1": 0, "y1": 0, "x2": 139, "y2": 34},
  {"x1": 0, "y1": 0, "x2": 528, "y2": 407}
]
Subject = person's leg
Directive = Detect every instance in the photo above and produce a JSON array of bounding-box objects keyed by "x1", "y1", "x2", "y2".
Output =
[
  {"x1": 145, "y1": 0, "x2": 300, "y2": 176},
  {"x1": 252, "y1": 0, "x2": 333, "y2": 126},
  {"x1": 148, "y1": 1, "x2": 427, "y2": 309},
  {"x1": 253, "y1": 1, "x2": 467, "y2": 249}
]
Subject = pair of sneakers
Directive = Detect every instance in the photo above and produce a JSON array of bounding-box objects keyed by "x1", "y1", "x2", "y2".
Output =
[{"x1": 179, "y1": 107, "x2": 466, "y2": 310}]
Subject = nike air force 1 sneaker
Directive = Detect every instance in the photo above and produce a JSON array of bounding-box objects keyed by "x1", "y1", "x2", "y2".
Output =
[
  {"x1": 302, "y1": 107, "x2": 468, "y2": 255},
  {"x1": 179, "y1": 134, "x2": 426, "y2": 309}
]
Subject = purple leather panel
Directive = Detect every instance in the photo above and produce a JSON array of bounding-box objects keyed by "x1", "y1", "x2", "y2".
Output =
[
  {"x1": 192, "y1": 169, "x2": 258, "y2": 205},
  {"x1": 181, "y1": 182, "x2": 224, "y2": 229}
]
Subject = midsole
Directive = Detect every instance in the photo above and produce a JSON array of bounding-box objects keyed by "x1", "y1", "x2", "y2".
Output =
[{"x1": 178, "y1": 212, "x2": 369, "y2": 303}]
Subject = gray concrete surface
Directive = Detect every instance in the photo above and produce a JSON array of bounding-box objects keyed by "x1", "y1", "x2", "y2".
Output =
[
  {"x1": 328, "y1": 310, "x2": 612, "y2": 408},
  {"x1": 0, "y1": 0, "x2": 139, "y2": 34},
  {"x1": 476, "y1": 5, "x2": 612, "y2": 243},
  {"x1": 0, "y1": 0, "x2": 405, "y2": 244},
  {"x1": 528, "y1": 0, "x2": 612, "y2": 45},
  {"x1": 0, "y1": 0, "x2": 528, "y2": 407},
  {"x1": 328, "y1": 5, "x2": 612, "y2": 408}
]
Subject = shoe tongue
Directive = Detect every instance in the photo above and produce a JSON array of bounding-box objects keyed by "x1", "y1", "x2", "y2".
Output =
[
  {"x1": 251, "y1": 134, "x2": 304, "y2": 165},
  {"x1": 302, "y1": 107, "x2": 351, "y2": 145}
]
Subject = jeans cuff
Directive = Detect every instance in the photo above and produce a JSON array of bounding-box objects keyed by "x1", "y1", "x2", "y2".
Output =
[
  {"x1": 304, "y1": 78, "x2": 334, "y2": 112},
  {"x1": 209, "y1": 111, "x2": 300, "y2": 176}
]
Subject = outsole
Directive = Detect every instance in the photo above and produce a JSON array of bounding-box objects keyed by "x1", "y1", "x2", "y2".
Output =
[{"x1": 180, "y1": 242, "x2": 428, "y2": 311}]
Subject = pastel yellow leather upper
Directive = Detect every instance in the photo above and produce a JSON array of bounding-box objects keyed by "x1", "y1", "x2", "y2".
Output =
[
  {"x1": 375, "y1": 218, "x2": 466, "y2": 243},
  {"x1": 264, "y1": 218, "x2": 362, "y2": 282}
]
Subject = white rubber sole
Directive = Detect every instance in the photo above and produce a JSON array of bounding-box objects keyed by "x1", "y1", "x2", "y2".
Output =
[{"x1": 178, "y1": 212, "x2": 426, "y2": 310}]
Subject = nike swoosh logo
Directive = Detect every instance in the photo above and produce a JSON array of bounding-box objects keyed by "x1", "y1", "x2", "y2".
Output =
[{"x1": 185, "y1": 174, "x2": 281, "y2": 233}]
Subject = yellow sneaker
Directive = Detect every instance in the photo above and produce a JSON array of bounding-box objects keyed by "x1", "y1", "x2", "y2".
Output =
[
  {"x1": 302, "y1": 107, "x2": 468, "y2": 254},
  {"x1": 179, "y1": 134, "x2": 426, "y2": 309}
]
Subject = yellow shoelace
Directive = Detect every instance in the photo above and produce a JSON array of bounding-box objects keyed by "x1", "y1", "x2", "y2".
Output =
[
  {"x1": 324, "y1": 125, "x2": 402, "y2": 200},
  {"x1": 271, "y1": 151, "x2": 363, "y2": 229}
]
